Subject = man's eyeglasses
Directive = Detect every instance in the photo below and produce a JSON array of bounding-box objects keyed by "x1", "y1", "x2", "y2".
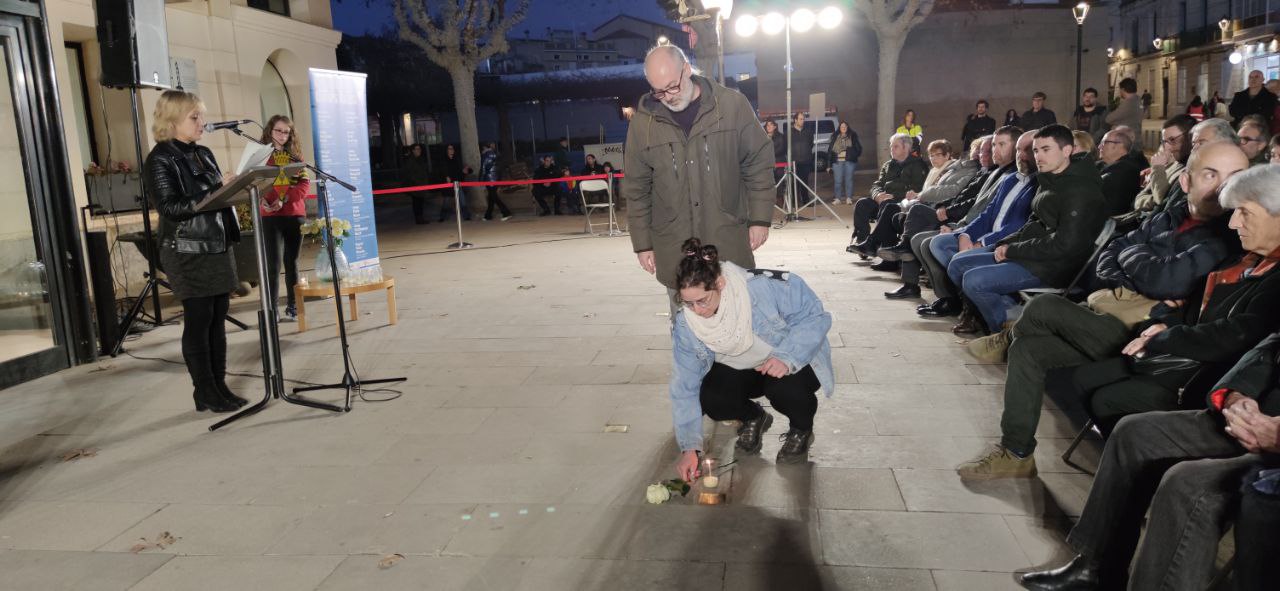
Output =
[
  {"x1": 1240, "y1": 135, "x2": 1265, "y2": 145},
  {"x1": 1161, "y1": 133, "x2": 1185, "y2": 147},
  {"x1": 650, "y1": 79, "x2": 682, "y2": 100},
  {"x1": 1101, "y1": 140, "x2": 1125, "y2": 146},
  {"x1": 680, "y1": 291, "x2": 717, "y2": 310}
]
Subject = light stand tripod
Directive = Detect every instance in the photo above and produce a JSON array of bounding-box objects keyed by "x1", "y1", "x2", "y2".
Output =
[{"x1": 772, "y1": 22, "x2": 844, "y2": 228}]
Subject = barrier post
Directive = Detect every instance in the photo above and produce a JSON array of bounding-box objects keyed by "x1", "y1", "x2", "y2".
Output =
[
  {"x1": 606, "y1": 172, "x2": 622, "y2": 236},
  {"x1": 446, "y1": 181, "x2": 473, "y2": 250}
]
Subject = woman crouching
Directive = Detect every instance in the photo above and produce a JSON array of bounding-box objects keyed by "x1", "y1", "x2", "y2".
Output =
[{"x1": 670, "y1": 238, "x2": 834, "y2": 481}]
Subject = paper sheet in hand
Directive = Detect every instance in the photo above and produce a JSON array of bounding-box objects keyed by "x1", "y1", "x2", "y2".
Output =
[{"x1": 235, "y1": 142, "x2": 276, "y2": 175}]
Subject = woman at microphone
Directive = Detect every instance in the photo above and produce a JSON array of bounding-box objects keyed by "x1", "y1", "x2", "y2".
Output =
[
  {"x1": 144, "y1": 90, "x2": 246, "y2": 413},
  {"x1": 256, "y1": 115, "x2": 309, "y2": 321}
]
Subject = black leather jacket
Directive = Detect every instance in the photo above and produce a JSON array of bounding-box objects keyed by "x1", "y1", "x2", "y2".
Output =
[{"x1": 144, "y1": 139, "x2": 240, "y2": 254}]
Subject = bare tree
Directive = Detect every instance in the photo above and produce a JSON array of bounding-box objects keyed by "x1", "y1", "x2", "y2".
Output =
[
  {"x1": 854, "y1": 0, "x2": 935, "y2": 162},
  {"x1": 395, "y1": 0, "x2": 529, "y2": 201}
]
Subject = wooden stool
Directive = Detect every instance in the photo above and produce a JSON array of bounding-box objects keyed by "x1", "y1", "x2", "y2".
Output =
[{"x1": 294, "y1": 276, "x2": 396, "y2": 333}]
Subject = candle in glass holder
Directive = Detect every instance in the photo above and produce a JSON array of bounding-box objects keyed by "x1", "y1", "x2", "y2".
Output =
[{"x1": 701, "y1": 457, "x2": 719, "y2": 488}]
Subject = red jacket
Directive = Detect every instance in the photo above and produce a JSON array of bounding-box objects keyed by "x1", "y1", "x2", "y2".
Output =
[{"x1": 260, "y1": 149, "x2": 309, "y2": 217}]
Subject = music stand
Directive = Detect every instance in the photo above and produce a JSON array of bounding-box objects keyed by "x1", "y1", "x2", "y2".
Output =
[{"x1": 206, "y1": 165, "x2": 344, "y2": 431}]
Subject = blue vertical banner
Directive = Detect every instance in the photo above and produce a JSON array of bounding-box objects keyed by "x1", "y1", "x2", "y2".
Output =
[{"x1": 309, "y1": 68, "x2": 381, "y2": 281}]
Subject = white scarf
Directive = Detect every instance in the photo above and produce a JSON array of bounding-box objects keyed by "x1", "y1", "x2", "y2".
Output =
[{"x1": 684, "y1": 262, "x2": 754, "y2": 356}]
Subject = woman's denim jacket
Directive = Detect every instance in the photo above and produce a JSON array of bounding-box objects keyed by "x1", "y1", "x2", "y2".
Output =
[{"x1": 669, "y1": 268, "x2": 834, "y2": 451}]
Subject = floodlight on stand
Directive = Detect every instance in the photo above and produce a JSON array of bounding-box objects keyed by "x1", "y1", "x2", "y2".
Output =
[
  {"x1": 791, "y1": 8, "x2": 816, "y2": 33},
  {"x1": 818, "y1": 6, "x2": 843, "y2": 29},
  {"x1": 761, "y1": 12, "x2": 786, "y2": 35},
  {"x1": 735, "y1": 14, "x2": 758, "y2": 37},
  {"x1": 1072, "y1": 2, "x2": 1089, "y2": 26}
]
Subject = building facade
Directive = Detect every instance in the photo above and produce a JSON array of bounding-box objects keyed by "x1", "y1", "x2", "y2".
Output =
[{"x1": 0, "y1": 0, "x2": 341, "y2": 388}]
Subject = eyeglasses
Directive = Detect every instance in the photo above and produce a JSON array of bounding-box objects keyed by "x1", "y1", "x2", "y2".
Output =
[
  {"x1": 271, "y1": 128, "x2": 291, "y2": 136},
  {"x1": 1101, "y1": 140, "x2": 1126, "y2": 146},
  {"x1": 650, "y1": 78, "x2": 682, "y2": 100},
  {"x1": 1240, "y1": 135, "x2": 1265, "y2": 145},
  {"x1": 680, "y1": 291, "x2": 717, "y2": 310},
  {"x1": 1161, "y1": 133, "x2": 1185, "y2": 146}
]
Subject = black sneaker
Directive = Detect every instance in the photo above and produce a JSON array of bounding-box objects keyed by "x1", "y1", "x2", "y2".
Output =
[
  {"x1": 777, "y1": 429, "x2": 815, "y2": 464},
  {"x1": 736, "y1": 411, "x2": 774, "y2": 454}
]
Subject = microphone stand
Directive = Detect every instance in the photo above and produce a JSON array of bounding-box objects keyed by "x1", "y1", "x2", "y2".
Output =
[{"x1": 226, "y1": 128, "x2": 405, "y2": 412}]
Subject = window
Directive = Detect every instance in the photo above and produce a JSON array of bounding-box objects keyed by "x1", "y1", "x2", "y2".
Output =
[
  {"x1": 259, "y1": 59, "x2": 292, "y2": 123},
  {"x1": 247, "y1": 0, "x2": 290, "y2": 17},
  {"x1": 63, "y1": 43, "x2": 96, "y2": 169},
  {"x1": 553, "y1": 54, "x2": 560, "y2": 60}
]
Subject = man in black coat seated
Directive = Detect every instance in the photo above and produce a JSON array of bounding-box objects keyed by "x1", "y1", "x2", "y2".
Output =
[
  {"x1": 1020, "y1": 332, "x2": 1280, "y2": 591},
  {"x1": 847, "y1": 133, "x2": 928, "y2": 256},
  {"x1": 1095, "y1": 126, "x2": 1148, "y2": 216},
  {"x1": 956, "y1": 141, "x2": 1253, "y2": 481}
]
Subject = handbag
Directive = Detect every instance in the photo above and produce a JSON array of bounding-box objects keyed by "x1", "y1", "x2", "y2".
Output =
[{"x1": 1128, "y1": 352, "x2": 1201, "y2": 377}]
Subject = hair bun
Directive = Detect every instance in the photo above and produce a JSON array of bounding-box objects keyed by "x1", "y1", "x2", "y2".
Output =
[
  {"x1": 681, "y1": 237, "x2": 703, "y2": 258},
  {"x1": 700, "y1": 244, "x2": 719, "y2": 263}
]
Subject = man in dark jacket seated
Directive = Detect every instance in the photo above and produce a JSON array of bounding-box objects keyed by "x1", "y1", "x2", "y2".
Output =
[
  {"x1": 1019, "y1": 330, "x2": 1280, "y2": 591},
  {"x1": 530, "y1": 155, "x2": 559, "y2": 216},
  {"x1": 888, "y1": 135, "x2": 997, "y2": 298},
  {"x1": 1096, "y1": 126, "x2": 1148, "y2": 216},
  {"x1": 847, "y1": 133, "x2": 927, "y2": 257},
  {"x1": 956, "y1": 141, "x2": 1255, "y2": 481},
  {"x1": 944, "y1": 125, "x2": 1106, "y2": 335},
  {"x1": 914, "y1": 128, "x2": 1022, "y2": 317}
]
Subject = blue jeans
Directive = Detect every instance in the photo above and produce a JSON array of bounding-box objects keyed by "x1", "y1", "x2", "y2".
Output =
[
  {"x1": 948, "y1": 250, "x2": 1043, "y2": 332},
  {"x1": 928, "y1": 231, "x2": 965, "y2": 272},
  {"x1": 831, "y1": 161, "x2": 856, "y2": 200}
]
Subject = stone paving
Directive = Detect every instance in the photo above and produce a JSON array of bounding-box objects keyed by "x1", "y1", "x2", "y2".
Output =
[{"x1": 0, "y1": 200, "x2": 1099, "y2": 590}]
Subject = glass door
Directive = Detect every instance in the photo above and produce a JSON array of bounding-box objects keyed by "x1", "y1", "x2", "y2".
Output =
[{"x1": 0, "y1": 11, "x2": 92, "y2": 389}]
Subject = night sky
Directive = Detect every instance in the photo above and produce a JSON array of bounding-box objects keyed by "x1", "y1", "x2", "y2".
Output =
[{"x1": 330, "y1": 0, "x2": 677, "y2": 38}]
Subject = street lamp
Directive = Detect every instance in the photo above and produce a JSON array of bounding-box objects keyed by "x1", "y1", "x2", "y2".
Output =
[
  {"x1": 734, "y1": 6, "x2": 845, "y2": 223},
  {"x1": 1072, "y1": 2, "x2": 1089, "y2": 104},
  {"x1": 1219, "y1": 17, "x2": 1231, "y2": 37},
  {"x1": 657, "y1": 35, "x2": 669, "y2": 45},
  {"x1": 1153, "y1": 37, "x2": 1163, "y2": 50}
]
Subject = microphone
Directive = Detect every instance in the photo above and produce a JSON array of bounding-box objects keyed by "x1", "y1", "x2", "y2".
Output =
[{"x1": 203, "y1": 119, "x2": 254, "y2": 133}]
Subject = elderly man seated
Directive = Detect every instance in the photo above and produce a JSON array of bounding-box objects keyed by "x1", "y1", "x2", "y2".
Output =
[
  {"x1": 944, "y1": 125, "x2": 1106, "y2": 336},
  {"x1": 1114, "y1": 115, "x2": 1197, "y2": 229},
  {"x1": 957, "y1": 143, "x2": 1255, "y2": 484},
  {"x1": 1096, "y1": 126, "x2": 1147, "y2": 216},
  {"x1": 875, "y1": 139, "x2": 982, "y2": 271},
  {"x1": 886, "y1": 136, "x2": 998, "y2": 299},
  {"x1": 1020, "y1": 329, "x2": 1280, "y2": 591},
  {"x1": 846, "y1": 133, "x2": 927, "y2": 257}
]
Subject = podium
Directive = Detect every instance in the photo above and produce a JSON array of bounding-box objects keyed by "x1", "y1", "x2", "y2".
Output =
[{"x1": 197, "y1": 165, "x2": 344, "y2": 431}]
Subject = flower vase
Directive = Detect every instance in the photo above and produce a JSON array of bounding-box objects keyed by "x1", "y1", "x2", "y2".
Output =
[{"x1": 314, "y1": 245, "x2": 349, "y2": 283}]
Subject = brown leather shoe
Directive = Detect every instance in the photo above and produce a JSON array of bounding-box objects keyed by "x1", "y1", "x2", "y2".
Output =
[{"x1": 952, "y1": 307, "x2": 984, "y2": 335}]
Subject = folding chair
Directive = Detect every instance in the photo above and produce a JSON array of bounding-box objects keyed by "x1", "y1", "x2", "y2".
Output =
[
  {"x1": 1019, "y1": 217, "x2": 1117, "y2": 302},
  {"x1": 579, "y1": 179, "x2": 622, "y2": 236}
]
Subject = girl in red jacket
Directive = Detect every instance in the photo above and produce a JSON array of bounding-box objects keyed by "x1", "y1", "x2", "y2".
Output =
[{"x1": 258, "y1": 115, "x2": 310, "y2": 321}]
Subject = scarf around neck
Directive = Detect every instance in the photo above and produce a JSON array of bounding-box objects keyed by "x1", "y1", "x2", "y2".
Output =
[{"x1": 684, "y1": 262, "x2": 754, "y2": 356}]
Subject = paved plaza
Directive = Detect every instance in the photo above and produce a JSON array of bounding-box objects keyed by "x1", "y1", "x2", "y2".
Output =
[{"x1": 0, "y1": 202, "x2": 1098, "y2": 590}]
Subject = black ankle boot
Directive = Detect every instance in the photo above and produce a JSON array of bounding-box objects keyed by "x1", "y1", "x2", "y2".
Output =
[
  {"x1": 193, "y1": 382, "x2": 237, "y2": 413},
  {"x1": 209, "y1": 340, "x2": 247, "y2": 408},
  {"x1": 1019, "y1": 554, "x2": 1100, "y2": 590},
  {"x1": 217, "y1": 382, "x2": 249, "y2": 408},
  {"x1": 736, "y1": 408, "x2": 774, "y2": 454},
  {"x1": 776, "y1": 429, "x2": 815, "y2": 463}
]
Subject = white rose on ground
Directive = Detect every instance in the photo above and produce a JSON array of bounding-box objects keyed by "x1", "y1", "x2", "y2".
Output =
[{"x1": 645, "y1": 483, "x2": 671, "y2": 504}]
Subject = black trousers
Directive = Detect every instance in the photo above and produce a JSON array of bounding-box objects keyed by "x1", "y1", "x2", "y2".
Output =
[
  {"x1": 260, "y1": 215, "x2": 302, "y2": 308},
  {"x1": 531, "y1": 185, "x2": 553, "y2": 214},
  {"x1": 484, "y1": 186, "x2": 512, "y2": 219},
  {"x1": 1235, "y1": 462, "x2": 1280, "y2": 591},
  {"x1": 699, "y1": 362, "x2": 819, "y2": 431},
  {"x1": 410, "y1": 191, "x2": 431, "y2": 222},
  {"x1": 1066, "y1": 410, "x2": 1257, "y2": 590},
  {"x1": 181, "y1": 293, "x2": 230, "y2": 389},
  {"x1": 851, "y1": 198, "x2": 901, "y2": 249}
]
